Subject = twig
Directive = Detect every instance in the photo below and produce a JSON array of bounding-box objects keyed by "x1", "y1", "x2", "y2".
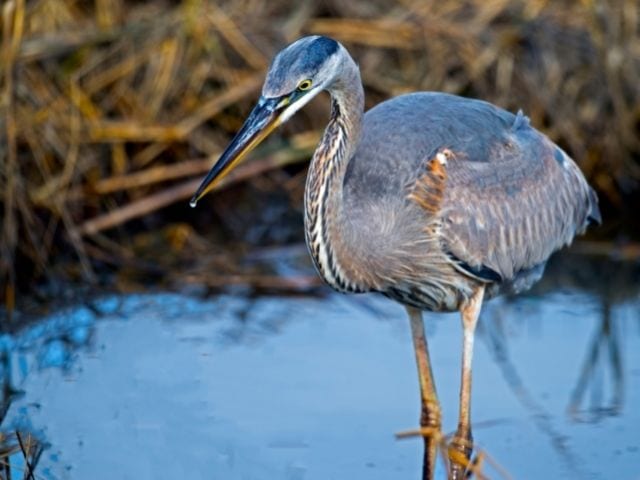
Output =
[
  {"x1": 307, "y1": 18, "x2": 421, "y2": 49},
  {"x1": 79, "y1": 158, "x2": 214, "y2": 195},
  {"x1": 1, "y1": 0, "x2": 25, "y2": 318},
  {"x1": 79, "y1": 178, "x2": 200, "y2": 235},
  {"x1": 181, "y1": 273, "x2": 321, "y2": 291},
  {"x1": 79, "y1": 143, "x2": 314, "y2": 235},
  {"x1": 15, "y1": 432, "x2": 36, "y2": 480}
]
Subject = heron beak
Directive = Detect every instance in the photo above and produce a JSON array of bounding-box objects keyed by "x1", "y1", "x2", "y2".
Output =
[{"x1": 190, "y1": 96, "x2": 287, "y2": 207}]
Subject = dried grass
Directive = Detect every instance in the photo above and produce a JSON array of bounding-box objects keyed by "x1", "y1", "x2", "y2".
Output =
[
  {"x1": 0, "y1": 0, "x2": 638, "y2": 311},
  {"x1": 0, "y1": 431, "x2": 42, "y2": 479}
]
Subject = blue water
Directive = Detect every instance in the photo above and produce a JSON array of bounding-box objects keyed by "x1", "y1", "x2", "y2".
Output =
[{"x1": 0, "y1": 252, "x2": 639, "y2": 479}]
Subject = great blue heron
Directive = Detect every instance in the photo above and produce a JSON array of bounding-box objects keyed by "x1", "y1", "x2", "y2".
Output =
[{"x1": 191, "y1": 36, "x2": 600, "y2": 478}]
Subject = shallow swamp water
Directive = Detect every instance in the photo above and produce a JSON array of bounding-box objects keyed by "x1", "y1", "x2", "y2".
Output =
[{"x1": 0, "y1": 248, "x2": 639, "y2": 480}]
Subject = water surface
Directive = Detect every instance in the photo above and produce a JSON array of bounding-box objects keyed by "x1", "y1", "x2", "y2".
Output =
[{"x1": 1, "y1": 251, "x2": 639, "y2": 479}]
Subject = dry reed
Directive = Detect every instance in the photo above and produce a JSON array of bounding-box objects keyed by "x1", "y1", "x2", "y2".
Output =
[{"x1": 0, "y1": 0, "x2": 638, "y2": 312}]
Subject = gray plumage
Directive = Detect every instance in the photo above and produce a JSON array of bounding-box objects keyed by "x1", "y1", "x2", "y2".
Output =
[
  {"x1": 346, "y1": 92, "x2": 600, "y2": 308},
  {"x1": 259, "y1": 36, "x2": 601, "y2": 313},
  {"x1": 190, "y1": 35, "x2": 602, "y2": 478}
]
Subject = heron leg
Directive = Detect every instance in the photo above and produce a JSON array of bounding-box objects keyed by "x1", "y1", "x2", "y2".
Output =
[
  {"x1": 449, "y1": 286, "x2": 485, "y2": 479},
  {"x1": 406, "y1": 306, "x2": 441, "y2": 479}
]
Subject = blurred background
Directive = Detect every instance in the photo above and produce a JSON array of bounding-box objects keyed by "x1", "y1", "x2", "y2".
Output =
[
  {"x1": 0, "y1": 0, "x2": 639, "y2": 314},
  {"x1": 0, "y1": 2, "x2": 639, "y2": 479}
]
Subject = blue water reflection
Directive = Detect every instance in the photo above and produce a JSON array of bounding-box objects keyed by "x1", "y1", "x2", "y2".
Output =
[{"x1": 0, "y1": 250, "x2": 638, "y2": 479}]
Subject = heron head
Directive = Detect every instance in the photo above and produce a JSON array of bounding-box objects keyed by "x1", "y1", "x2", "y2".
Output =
[{"x1": 190, "y1": 36, "x2": 342, "y2": 206}]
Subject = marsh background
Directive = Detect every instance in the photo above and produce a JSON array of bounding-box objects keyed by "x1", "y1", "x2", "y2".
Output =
[{"x1": 0, "y1": 1, "x2": 639, "y2": 479}]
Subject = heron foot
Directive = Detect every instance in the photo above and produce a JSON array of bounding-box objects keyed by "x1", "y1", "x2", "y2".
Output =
[
  {"x1": 448, "y1": 431, "x2": 474, "y2": 479},
  {"x1": 394, "y1": 426, "x2": 442, "y2": 440},
  {"x1": 396, "y1": 427, "x2": 489, "y2": 479}
]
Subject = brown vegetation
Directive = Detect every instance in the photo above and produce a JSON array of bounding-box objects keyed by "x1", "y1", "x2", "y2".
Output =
[{"x1": 1, "y1": 0, "x2": 639, "y2": 312}]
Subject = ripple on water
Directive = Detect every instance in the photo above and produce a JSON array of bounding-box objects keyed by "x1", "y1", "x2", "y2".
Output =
[{"x1": 0, "y1": 252, "x2": 639, "y2": 480}]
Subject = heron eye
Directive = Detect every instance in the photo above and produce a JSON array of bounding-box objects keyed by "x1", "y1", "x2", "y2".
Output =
[{"x1": 297, "y1": 79, "x2": 312, "y2": 91}]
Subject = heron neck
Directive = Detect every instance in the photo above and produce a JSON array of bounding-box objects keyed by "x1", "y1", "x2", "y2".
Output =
[{"x1": 304, "y1": 56, "x2": 366, "y2": 293}]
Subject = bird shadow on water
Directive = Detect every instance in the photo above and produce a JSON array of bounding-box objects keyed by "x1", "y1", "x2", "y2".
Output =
[
  {"x1": 531, "y1": 248, "x2": 637, "y2": 424},
  {"x1": 0, "y1": 248, "x2": 637, "y2": 479},
  {"x1": 468, "y1": 248, "x2": 640, "y2": 480}
]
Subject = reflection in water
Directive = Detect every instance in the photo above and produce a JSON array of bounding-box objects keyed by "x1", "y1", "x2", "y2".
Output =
[
  {"x1": 474, "y1": 249, "x2": 639, "y2": 479},
  {"x1": 537, "y1": 250, "x2": 638, "y2": 423},
  {"x1": 482, "y1": 303, "x2": 580, "y2": 475},
  {"x1": 567, "y1": 299, "x2": 623, "y2": 422},
  {"x1": 0, "y1": 248, "x2": 637, "y2": 479}
]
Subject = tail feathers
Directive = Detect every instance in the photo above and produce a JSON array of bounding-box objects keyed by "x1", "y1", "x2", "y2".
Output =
[{"x1": 587, "y1": 187, "x2": 602, "y2": 226}]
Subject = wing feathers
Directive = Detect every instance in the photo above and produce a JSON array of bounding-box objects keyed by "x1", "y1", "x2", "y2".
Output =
[{"x1": 438, "y1": 125, "x2": 598, "y2": 282}]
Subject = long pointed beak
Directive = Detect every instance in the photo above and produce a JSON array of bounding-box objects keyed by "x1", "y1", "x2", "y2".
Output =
[{"x1": 190, "y1": 96, "x2": 285, "y2": 207}]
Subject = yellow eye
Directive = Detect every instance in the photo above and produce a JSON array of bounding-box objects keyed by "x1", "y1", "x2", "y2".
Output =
[{"x1": 297, "y1": 79, "x2": 312, "y2": 91}]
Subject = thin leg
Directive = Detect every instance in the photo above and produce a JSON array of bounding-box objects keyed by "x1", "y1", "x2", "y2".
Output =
[
  {"x1": 449, "y1": 286, "x2": 485, "y2": 479},
  {"x1": 406, "y1": 306, "x2": 441, "y2": 480}
]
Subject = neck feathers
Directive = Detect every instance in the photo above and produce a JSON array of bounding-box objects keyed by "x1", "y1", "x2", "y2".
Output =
[{"x1": 304, "y1": 52, "x2": 365, "y2": 293}]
